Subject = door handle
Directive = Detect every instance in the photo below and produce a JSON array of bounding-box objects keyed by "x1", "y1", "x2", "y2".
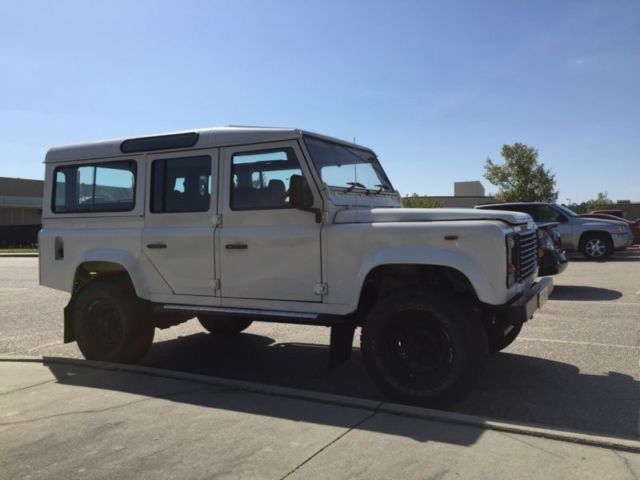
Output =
[
  {"x1": 225, "y1": 243, "x2": 248, "y2": 250},
  {"x1": 146, "y1": 243, "x2": 167, "y2": 249}
]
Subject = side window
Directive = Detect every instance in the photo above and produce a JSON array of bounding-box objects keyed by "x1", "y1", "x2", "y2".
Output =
[
  {"x1": 52, "y1": 161, "x2": 136, "y2": 213},
  {"x1": 537, "y1": 206, "x2": 559, "y2": 222},
  {"x1": 230, "y1": 148, "x2": 304, "y2": 210},
  {"x1": 151, "y1": 156, "x2": 211, "y2": 213}
]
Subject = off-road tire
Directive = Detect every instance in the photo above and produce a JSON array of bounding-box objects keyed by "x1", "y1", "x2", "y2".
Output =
[
  {"x1": 581, "y1": 233, "x2": 613, "y2": 260},
  {"x1": 72, "y1": 277, "x2": 154, "y2": 363},
  {"x1": 360, "y1": 287, "x2": 488, "y2": 407},
  {"x1": 198, "y1": 316, "x2": 253, "y2": 335}
]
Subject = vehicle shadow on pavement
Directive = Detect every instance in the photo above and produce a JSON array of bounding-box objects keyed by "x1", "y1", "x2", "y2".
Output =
[
  {"x1": 550, "y1": 285, "x2": 623, "y2": 301},
  {"x1": 40, "y1": 356, "x2": 482, "y2": 446},
  {"x1": 43, "y1": 330, "x2": 638, "y2": 439},
  {"x1": 569, "y1": 255, "x2": 640, "y2": 262}
]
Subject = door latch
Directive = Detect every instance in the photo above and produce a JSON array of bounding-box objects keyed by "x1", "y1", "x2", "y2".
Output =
[{"x1": 313, "y1": 283, "x2": 328, "y2": 295}]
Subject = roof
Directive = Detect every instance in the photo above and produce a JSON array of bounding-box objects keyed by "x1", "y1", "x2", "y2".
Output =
[{"x1": 44, "y1": 126, "x2": 373, "y2": 164}]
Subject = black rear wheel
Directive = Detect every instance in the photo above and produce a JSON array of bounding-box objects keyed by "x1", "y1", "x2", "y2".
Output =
[
  {"x1": 198, "y1": 315, "x2": 253, "y2": 335},
  {"x1": 73, "y1": 277, "x2": 154, "y2": 363},
  {"x1": 360, "y1": 287, "x2": 487, "y2": 407}
]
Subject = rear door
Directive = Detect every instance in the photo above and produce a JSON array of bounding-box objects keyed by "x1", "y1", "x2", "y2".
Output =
[{"x1": 142, "y1": 150, "x2": 218, "y2": 296}]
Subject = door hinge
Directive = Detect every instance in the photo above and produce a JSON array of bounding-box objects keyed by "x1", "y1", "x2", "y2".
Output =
[
  {"x1": 313, "y1": 283, "x2": 328, "y2": 295},
  {"x1": 209, "y1": 279, "x2": 220, "y2": 291},
  {"x1": 212, "y1": 214, "x2": 222, "y2": 226}
]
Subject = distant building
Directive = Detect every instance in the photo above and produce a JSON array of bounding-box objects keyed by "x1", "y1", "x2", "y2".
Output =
[
  {"x1": 0, "y1": 177, "x2": 43, "y2": 247},
  {"x1": 418, "y1": 181, "x2": 493, "y2": 208},
  {"x1": 0, "y1": 177, "x2": 43, "y2": 225}
]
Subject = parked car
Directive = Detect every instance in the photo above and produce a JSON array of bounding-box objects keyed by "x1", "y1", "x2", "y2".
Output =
[
  {"x1": 590, "y1": 209, "x2": 624, "y2": 218},
  {"x1": 475, "y1": 202, "x2": 633, "y2": 260},
  {"x1": 39, "y1": 126, "x2": 553, "y2": 407},
  {"x1": 580, "y1": 212, "x2": 640, "y2": 244},
  {"x1": 537, "y1": 222, "x2": 568, "y2": 275}
]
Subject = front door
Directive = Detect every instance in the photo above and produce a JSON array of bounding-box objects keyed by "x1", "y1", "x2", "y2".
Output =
[
  {"x1": 142, "y1": 150, "x2": 218, "y2": 296},
  {"x1": 218, "y1": 142, "x2": 322, "y2": 302}
]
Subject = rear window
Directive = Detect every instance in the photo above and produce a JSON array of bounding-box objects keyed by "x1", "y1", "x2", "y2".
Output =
[{"x1": 52, "y1": 161, "x2": 136, "y2": 213}]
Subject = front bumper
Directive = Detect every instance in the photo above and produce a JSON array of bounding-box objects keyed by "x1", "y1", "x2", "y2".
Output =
[
  {"x1": 502, "y1": 277, "x2": 554, "y2": 326},
  {"x1": 613, "y1": 232, "x2": 633, "y2": 250}
]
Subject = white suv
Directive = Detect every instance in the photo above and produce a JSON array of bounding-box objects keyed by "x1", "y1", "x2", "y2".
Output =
[{"x1": 39, "y1": 126, "x2": 552, "y2": 406}]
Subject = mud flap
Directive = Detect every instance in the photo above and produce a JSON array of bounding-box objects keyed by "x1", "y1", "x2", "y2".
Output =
[{"x1": 328, "y1": 323, "x2": 356, "y2": 369}]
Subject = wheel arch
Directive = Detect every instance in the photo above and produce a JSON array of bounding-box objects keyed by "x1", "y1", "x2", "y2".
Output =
[
  {"x1": 355, "y1": 263, "x2": 482, "y2": 322},
  {"x1": 578, "y1": 230, "x2": 612, "y2": 249},
  {"x1": 71, "y1": 249, "x2": 149, "y2": 299}
]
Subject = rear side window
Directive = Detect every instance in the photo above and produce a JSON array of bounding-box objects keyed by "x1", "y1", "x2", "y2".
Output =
[
  {"x1": 52, "y1": 161, "x2": 136, "y2": 213},
  {"x1": 151, "y1": 156, "x2": 211, "y2": 213}
]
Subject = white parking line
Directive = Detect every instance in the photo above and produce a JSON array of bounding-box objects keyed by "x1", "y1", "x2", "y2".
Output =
[
  {"x1": 548, "y1": 300, "x2": 639, "y2": 306},
  {"x1": 516, "y1": 337, "x2": 640, "y2": 350}
]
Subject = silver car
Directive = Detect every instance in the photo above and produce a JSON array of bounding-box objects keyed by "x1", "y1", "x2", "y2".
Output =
[{"x1": 476, "y1": 202, "x2": 633, "y2": 260}]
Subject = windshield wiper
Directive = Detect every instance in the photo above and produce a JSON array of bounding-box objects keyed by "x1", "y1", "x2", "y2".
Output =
[
  {"x1": 345, "y1": 181, "x2": 367, "y2": 192},
  {"x1": 373, "y1": 184, "x2": 390, "y2": 194}
]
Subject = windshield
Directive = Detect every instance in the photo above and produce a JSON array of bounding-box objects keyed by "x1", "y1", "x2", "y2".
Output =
[
  {"x1": 556, "y1": 204, "x2": 578, "y2": 217},
  {"x1": 303, "y1": 136, "x2": 393, "y2": 192}
]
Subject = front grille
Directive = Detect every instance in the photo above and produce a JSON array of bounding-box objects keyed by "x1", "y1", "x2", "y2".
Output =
[{"x1": 517, "y1": 230, "x2": 538, "y2": 280}]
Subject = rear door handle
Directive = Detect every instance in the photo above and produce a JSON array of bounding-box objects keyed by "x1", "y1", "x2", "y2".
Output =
[
  {"x1": 225, "y1": 243, "x2": 248, "y2": 250},
  {"x1": 146, "y1": 243, "x2": 167, "y2": 249}
]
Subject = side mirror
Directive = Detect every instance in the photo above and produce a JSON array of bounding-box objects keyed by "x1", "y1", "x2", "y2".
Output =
[
  {"x1": 289, "y1": 175, "x2": 321, "y2": 222},
  {"x1": 289, "y1": 175, "x2": 314, "y2": 209},
  {"x1": 556, "y1": 214, "x2": 568, "y2": 223}
]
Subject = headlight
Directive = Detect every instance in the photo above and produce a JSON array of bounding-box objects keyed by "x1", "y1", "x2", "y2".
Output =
[
  {"x1": 612, "y1": 225, "x2": 628, "y2": 234},
  {"x1": 506, "y1": 233, "x2": 518, "y2": 287},
  {"x1": 537, "y1": 229, "x2": 555, "y2": 250}
]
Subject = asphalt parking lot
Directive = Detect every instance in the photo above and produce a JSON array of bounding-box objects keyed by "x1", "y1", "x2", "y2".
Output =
[{"x1": 1, "y1": 255, "x2": 638, "y2": 439}]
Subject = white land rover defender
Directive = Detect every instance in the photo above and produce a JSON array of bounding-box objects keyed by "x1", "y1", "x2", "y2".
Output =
[{"x1": 40, "y1": 126, "x2": 552, "y2": 406}]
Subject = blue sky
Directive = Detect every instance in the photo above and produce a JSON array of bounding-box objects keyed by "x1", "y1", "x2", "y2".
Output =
[{"x1": 1, "y1": 0, "x2": 638, "y2": 202}]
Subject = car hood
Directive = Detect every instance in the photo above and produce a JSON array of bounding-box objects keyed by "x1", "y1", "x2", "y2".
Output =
[
  {"x1": 333, "y1": 208, "x2": 533, "y2": 226},
  {"x1": 576, "y1": 217, "x2": 629, "y2": 227}
]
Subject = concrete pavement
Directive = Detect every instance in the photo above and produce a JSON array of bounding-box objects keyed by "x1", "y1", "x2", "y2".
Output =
[{"x1": 1, "y1": 358, "x2": 639, "y2": 480}]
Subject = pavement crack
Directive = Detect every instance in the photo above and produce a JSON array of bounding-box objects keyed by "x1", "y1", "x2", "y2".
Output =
[
  {"x1": 0, "y1": 379, "x2": 57, "y2": 396},
  {"x1": 613, "y1": 450, "x2": 639, "y2": 480},
  {"x1": 279, "y1": 403, "x2": 383, "y2": 480},
  {"x1": 0, "y1": 385, "x2": 208, "y2": 427}
]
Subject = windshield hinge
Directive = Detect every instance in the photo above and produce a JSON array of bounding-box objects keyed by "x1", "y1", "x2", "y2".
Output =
[{"x1": 313, "y1": 283, "x2": 328, "y2": 296}]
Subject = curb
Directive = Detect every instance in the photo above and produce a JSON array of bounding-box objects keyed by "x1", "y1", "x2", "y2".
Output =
[{"x1": 2, "y1": 355, "x2": 640, "y2": 453}]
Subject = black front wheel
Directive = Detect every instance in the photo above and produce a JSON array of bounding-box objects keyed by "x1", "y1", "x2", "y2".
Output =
[
  {"x1": 360, "y1": 287, "x2": 487, "y2": 407},
  {"x1": 72, "y1": 277, "x2": 154, "y2": 363}
]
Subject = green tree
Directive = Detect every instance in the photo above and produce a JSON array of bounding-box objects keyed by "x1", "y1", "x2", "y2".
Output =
[
  {"x1": 568, "y1": 192, "x2": 614, "y2": 214},
  {"x1": 402, "y1": 193, "x2": 442, "y2": 208},
  {"x1": 484, "y1": 143, "x2": 558, "y2": 202}
]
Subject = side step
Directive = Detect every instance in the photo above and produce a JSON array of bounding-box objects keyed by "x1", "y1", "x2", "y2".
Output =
[{"x1": 157, "y1": 304, "x2": 348, "y2": 327}]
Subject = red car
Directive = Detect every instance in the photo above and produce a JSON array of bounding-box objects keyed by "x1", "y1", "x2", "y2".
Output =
[{"x1": 580, "y1": 212, "x2": 640, "y2": 244}]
